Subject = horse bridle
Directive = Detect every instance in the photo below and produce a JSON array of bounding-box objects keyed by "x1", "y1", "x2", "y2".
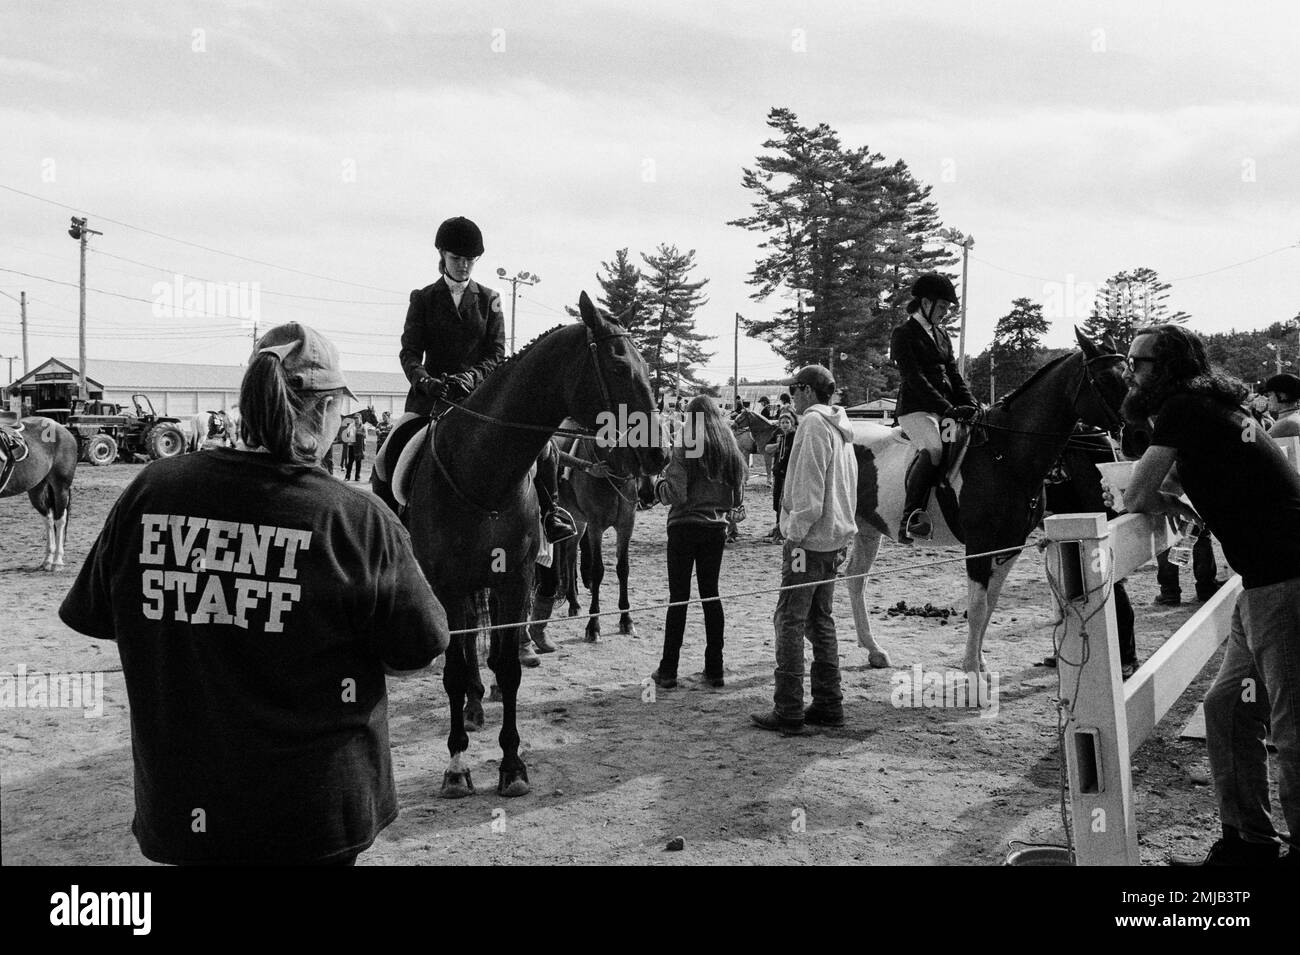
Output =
[
  {"x1": 974, "y1": 352, "x2": 1127, "y2": 440},
  {"x1": 427, "y1": 322, "x2": 641, "y2": 518}
]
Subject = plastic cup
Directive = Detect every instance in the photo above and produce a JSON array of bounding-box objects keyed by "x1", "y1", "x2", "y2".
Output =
[{"x1": 1096, "y1": 461, "x2": 1136, "y2": 512}]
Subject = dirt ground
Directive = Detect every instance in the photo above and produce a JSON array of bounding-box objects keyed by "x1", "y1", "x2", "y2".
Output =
[{"x1": 0, "y1": 459, "x2": 1265, "y2": 866}]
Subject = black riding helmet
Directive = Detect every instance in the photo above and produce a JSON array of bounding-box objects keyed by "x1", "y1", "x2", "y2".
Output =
[
  {"x1": 434, "y1": 216, "x2": 485, "y2": 258},
  {"x1": 906, "y1": 272, "x2": 959, "y2": 322}
]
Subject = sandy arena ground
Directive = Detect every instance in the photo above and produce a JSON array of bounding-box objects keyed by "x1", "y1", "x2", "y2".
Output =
[{"x1": 0, "y1": 459, "x2": 1269, "y2": 865}]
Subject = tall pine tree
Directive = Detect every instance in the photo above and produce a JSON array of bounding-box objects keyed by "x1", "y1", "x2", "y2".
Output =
[
  {"x1": 640, "y1": 244, "x2": 713, "y2": 392},
  {"x1": 1084, "y1": 267, "x2": 1189, "y2": 349}
]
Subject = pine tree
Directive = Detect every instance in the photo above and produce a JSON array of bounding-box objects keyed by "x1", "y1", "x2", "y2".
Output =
[
  {"x1": 729, "y1": 107, "x2": 955, "y2": 403},
  {"x1": 1084, "y1": 267, "x2": 1189, "y2": 349},
  {"x1": 595, "y1": 248, "x2": 646, "y2": 333},
  {"x1": 640, "y1": 244, "x2": 713, "y2": 392}
]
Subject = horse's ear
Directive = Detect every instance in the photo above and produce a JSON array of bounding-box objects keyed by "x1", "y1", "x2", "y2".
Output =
[
  {"x1": 578, "y1": 291, "x2": 602, "y2": 331},
  {"x1": 1074, "y1": 325, "x2": 1100, "y2": 359},
  {"x1": 1100, "y1": 334, "x2": 1118, "y2": 355}
]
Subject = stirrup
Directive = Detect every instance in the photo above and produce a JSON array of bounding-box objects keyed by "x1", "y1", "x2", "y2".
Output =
[
  {"x1": 544, "y1": 506, "x2": 579, "y2": 543},
  {"x1": 901, "y1": 508, "x2": 932, "y2": 542}
]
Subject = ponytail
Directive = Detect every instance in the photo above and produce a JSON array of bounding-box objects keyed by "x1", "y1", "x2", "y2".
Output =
[{"x1": 238, "y1": 352, "x2": 332, "y2": 464}]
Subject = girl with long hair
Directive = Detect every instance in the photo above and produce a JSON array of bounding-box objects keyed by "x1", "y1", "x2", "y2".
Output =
[{"x1": 651, "y1": 395, "x2": 747, "y2": 689}]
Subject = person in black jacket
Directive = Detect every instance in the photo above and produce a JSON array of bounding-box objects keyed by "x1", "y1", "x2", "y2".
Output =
[
  {"x1": 398, "y1": 216, "x2": 575, "y2": 543},
  {"x1": 889, "y1": 272, "x2": 980, "y2": 543}
]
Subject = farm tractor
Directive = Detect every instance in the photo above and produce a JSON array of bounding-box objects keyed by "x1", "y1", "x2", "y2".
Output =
[{"x1": 64, "y1": 394, "x2": 189, "y2": 466}]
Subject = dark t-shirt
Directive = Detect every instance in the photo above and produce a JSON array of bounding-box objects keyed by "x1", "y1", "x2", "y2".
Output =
[
  {"x1": 1152, "y1": 392, "x2": 1300, "y2": 589},
  {"x1": 59, "y1": 448, "x2": 449, "y2": 864}
]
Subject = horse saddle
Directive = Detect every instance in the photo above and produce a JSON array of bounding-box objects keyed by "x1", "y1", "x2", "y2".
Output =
[
  {"x1": 378, "y1": 412, "x2": 538, "y2": 509},
  {"x1": 898, "y1": 421, "x2": 975, "y2": 543},
  {"x1": 0, "y1": 422, "x2": 31, "y2": 495}
]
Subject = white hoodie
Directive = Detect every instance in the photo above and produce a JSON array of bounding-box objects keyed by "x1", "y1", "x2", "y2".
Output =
[{"x1": 780, "y1": 404, "x2": 859, "y2": 551}]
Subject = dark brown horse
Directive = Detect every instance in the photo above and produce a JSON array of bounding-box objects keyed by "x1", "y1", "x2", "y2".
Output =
[
  {"x1": 732, "y1": 407, "x2": 777, "y2": 483},
  {"x1": 542, "y1": 435, "x2": 643, "y2": 642},
  {"x1": 404, "y1": 292, "x2": 666, "y2": 798},
  {"x1": 846, "y1": 330, "x2": 1128, "y2": 673},
  {"x1": 1, "y1": 417, "x2": 79, "y2": 570}
]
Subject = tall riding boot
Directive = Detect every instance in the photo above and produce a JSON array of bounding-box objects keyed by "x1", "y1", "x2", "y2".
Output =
[
  {"x1": 534, "y1": 444, "x2": 578, "y2": 543},
  {"x1": 898, "y1": 454, "x2": 941, "y2": 544}
]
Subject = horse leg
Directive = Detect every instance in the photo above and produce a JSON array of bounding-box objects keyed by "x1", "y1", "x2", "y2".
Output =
[
  {"x1": 28, "y1": 483, "x2": 55, "y2": 571},
  {"x1": 440, "y1": 610, "x2": 475, "y2": 798},
  {"x1": 964, "y1": 551, "x2": 1022, "y2": 674},
  {"x1": 616, "y1": 520, "x2": 634, "y2": 636},
  {"x1": 846, "y1": 526, "x2": 892, "y2": 668},
  {"x1": 529, "y1": 561, "x2": 559, "y2": 652},
  {"x1": 464, "y1": 592, "x2": 488, "y2": 730},
  {"x1": 491, "y1": 571, "x2": 531, "y2": 797},
  {"x1": 585, "y1": 526, "x2": 604, "y2": 642}
]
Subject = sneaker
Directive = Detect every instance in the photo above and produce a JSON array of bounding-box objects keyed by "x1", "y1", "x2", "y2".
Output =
[
  {"x1": 1169, "y1": 831, "x2": 1279, "y2": 866},
  {"x1": 650, "y1": 669, "x2": 677, "y2": 690},
  {"x1": 750, "y1": 710, "x2": 804, "y2": 735},
  {"x1": 803, "y1": 706, "x2": 846, "y2": 727},
  {"x1": 1121, "y1": 661, "x2": 1137, "y2": 681},
  {"x1": 1153, "y1": 592, "x2": 1182, "y2": 607}
]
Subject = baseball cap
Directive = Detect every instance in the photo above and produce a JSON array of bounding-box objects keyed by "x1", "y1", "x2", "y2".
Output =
[
  {"x1": 782, "y1": 364, "x2": 836, "y2": 394},
  {"x1": 254, "y1": 323, "x2": 357, "y2": 400}
]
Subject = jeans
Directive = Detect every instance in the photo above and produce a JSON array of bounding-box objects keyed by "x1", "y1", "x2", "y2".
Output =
[
  {"x1": 1156, "y1": 530, "x2": 1218, "y2": 596},
  {"x1": 346, "y1": 448, "x2": 364, "y2": 481},
  {"x1": 658, "y1": 522, "x2": 728, "y2": 678},
  {"x1": 772, "y1": 541, "x2": 842, "y2": 720},
  {"x1": 1203, "y1": 579, "x2": 1300, "y2": 848}
]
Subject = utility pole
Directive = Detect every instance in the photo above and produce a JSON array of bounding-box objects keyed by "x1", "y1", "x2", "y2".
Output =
[
  {"x1": 494, "y1": 268, "x2": 540, "y2": 354},
  {"x1": 989, "y1": 350, "x2": 997, "y2": 404},
  {"x1": 20, "y1": 291, "x2": 28, "y2": 374},
  {"x1": 940, "y1": 228, "x2": 975, "y2": 375},
  {"x1": 1, "y1": 354, "x2": 15, "y2": 385},
  {"x1": 68, "y1": 217, "x2": 102, "y2": 401},
  {"x1": 734, "y1": 313, "x2": 740, "y2": 410}
]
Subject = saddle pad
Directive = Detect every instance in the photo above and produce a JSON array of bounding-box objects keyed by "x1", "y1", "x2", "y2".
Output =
[
  {"x1": 374, "y1": 412, "x2": 426, "y2": 483},
  {"x1": 392, "y1": 422, "x2": 430, "y2": 508}
]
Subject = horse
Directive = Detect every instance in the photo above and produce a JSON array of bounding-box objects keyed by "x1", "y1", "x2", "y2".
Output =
[
  {"x1": 337, "y1": 406, "x2": 379, "y2": 477},
  {"x1": 535, "y1": 434, "x2": 643, "y2": 643},
  {"x1": 402, "y1": 292, "x2": 666, "y2": 798},
  {"x1": 732, "y1": 407, "x2": 777, "y2": 484},
  {"x1": 187, "y1": 410, "x2": 235, "y2": 451},
  {"x1": 845, "y1": 329, "x2": 1128, "y2": 674},
  {"x1": 1, "y1": 417, "x2": 79, "y2": 571}
]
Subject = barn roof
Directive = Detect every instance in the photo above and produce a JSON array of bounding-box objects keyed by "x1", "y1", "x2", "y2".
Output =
[{"x1": 9, "y1": 357, "x2": 409, "y2": 394}]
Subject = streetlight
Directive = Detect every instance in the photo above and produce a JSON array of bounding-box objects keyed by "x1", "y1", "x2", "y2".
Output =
[
  {"x1": 67, "y1": 216, "x2": 102, "y2": 401},
  {"x1": 939, "y1": 228, "x2": 975, "y2": 375},
  {"x1": 495, "y1": 267, "x2": 540, "y2": 354}
]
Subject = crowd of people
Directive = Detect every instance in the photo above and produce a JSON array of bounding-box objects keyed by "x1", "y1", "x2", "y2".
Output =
[{"x1": 54, "y1": 215, "x2": 1298, "y2": 868}]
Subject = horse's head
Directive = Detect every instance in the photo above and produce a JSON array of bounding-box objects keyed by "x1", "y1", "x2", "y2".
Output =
[
  {"x1": 1073, "y1": 327, "x2": 1128, "y2": 435},
  {"x1": 573, "y1": 291, "x2": 668, "y2": 476}
]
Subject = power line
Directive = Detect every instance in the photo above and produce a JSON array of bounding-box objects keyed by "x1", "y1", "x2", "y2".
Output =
[{"x1": 0, "y1": 182, "x2": 401, "y2": 294}]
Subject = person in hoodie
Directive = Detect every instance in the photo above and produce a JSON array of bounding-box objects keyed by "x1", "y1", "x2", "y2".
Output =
[
  {"x1": 650, "y1": 395, "x2": 748, "y2": 689},
  {"x1": 752, "y1": 365, "x2": 858, "y2": 735}
]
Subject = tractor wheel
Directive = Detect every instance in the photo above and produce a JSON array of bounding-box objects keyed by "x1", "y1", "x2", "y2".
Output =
[
  {"x1": 85, "y1": 434, "x2": 119, "y2": 467},
  {"x1": 146, "y1": 423, "x2": 187, "y2": 460}
]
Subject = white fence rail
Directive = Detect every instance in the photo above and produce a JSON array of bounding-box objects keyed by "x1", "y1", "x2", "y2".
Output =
[{"x1": 1043, "y1": 435, "x2": 1300, "y2": 865}]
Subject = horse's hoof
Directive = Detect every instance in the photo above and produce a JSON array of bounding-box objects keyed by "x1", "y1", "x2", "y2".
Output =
[
  {"x1": 498, "y1": 768, "x2": 530, "y2": 798},
  {"x1": 867, "y1": 650, "x2": 893, "y2": 669},
  {"x1": 440, "y1": 770, "x2": 475, "y2": 799},
  {"x1": 465, "y1": 700, "x2": 486, "y2": 731},
  {"x1": 488, "y1": 685, "x2": 503, "y2": 703},
  {"x1": 620, "y1": 620, "x2": 636, "y2": 637},
  {"x1": 519, "y1": 645, "x2": 541, "y2": 668},
  {"x1": 567, "y1": 603, "x2": 580, "y2": 618},
  {"x1": 584, "y1": 628, "x2": 601, "y2": 643}
]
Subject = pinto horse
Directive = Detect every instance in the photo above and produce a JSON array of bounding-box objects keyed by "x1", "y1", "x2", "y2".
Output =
[
  {"x1": 0, "y1": 417, "x2": 79, "y2": 570},
  {"x1": 846, "y1": 329, "x2": 1127, "y2": 674},
  {"x1": 403, "y1": 292, "x2": 666, "y2": 798}
]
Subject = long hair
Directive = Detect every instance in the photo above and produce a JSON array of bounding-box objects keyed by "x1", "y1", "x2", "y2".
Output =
[
  {"x1": 1139, "y1": 323, "x2": 1248, "y2": 409},
  {"x1": 682, "y1": 395, "x2": 747, "y2": 488},
  {"x1": 238, "y1": 353, "x2": 335, "y2": 464}
]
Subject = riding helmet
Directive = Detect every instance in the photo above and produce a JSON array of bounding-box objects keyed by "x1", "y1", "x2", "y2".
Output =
[
  {"x1": 435, "y1": 216, "x2": 485, "y2": 257},
  {"x1": 910, "y1": 272, "x2": 959, "y2": 306}
]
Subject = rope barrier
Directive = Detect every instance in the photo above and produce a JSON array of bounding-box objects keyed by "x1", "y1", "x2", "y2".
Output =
[{"x1": 447, "y1": 540, "x2": 1039, "y2": 636}]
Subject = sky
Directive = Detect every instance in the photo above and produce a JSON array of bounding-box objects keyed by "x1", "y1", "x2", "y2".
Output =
[{"x1": 3, "y1": 0, "x2": 1300, "y2": 387}]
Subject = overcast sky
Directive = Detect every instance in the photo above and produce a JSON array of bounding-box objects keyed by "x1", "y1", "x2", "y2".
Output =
[{"x1": 3, "y1": 0, "x2": 1299, "y2": 386}]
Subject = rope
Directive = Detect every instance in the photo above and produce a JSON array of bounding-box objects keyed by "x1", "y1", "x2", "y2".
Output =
[{"x1": 447, "y1": 540, "x2": 1037, "y2": 636}]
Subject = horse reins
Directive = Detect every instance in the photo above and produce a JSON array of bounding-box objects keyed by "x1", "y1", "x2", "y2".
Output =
[
  {"x1": 426, "y1": 323, "x2": 641, "y2": 518},
  {"x1": 970, "y1": 353, "x2": 1126, "y2": 440}
]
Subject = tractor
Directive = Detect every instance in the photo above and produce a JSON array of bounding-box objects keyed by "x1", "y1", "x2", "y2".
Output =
[{"x1": 65, "y1": 394, "x2": 189, "y2": 466}]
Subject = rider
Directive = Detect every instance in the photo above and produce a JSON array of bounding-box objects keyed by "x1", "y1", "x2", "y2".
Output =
[
  {"x1": 399, "y1": 215, "x2": 577, "y2": 543},
  {"x1": 889, "y1": 272, "x2": 980, "y2": 543}
]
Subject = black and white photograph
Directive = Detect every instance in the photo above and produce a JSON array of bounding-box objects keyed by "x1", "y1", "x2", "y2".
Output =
[{"x1": 1, "y1": 0, "x2": 1295, "y2": 920}]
